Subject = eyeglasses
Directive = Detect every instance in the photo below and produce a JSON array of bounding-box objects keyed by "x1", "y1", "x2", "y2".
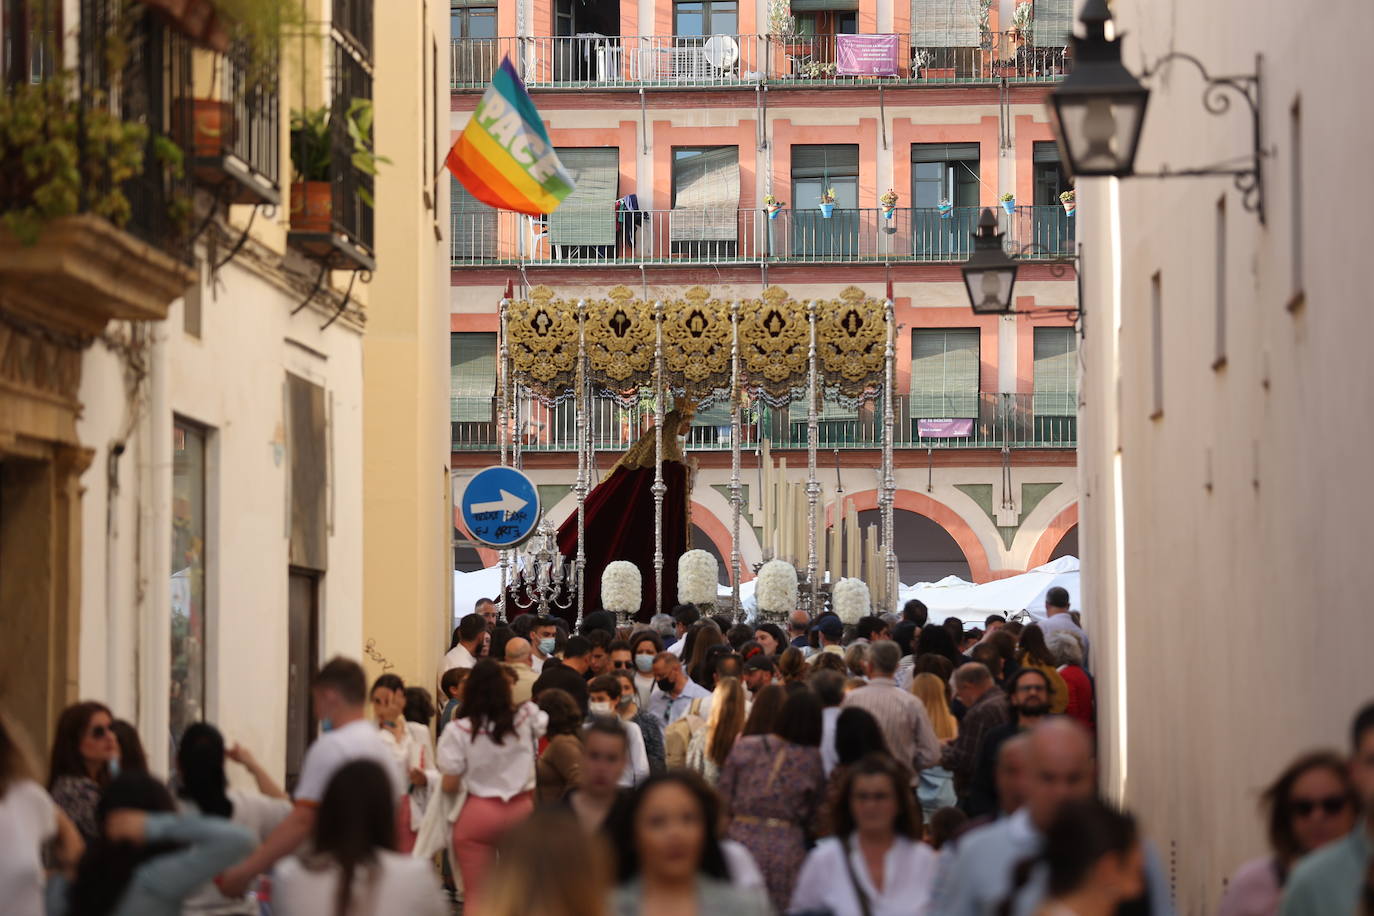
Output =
[
  {"x1": 88, "y1": 725, "x2": 108, "y2": 739},
  {"x1": 612, "y1": 661, "x2": 633, "y2": 669},
  {"x1": 1015, "y1": 683, "x2": 1047, "y2": 694},
  {"x1": 1291, "y1": 795, "x2": 1349, "y2": 818}
]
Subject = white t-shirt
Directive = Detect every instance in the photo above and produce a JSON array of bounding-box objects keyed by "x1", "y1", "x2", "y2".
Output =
[
  {"x1": 437, "y1": 702, "x2": 547, "y2": 801},
  {"x1": 0, "y1": 780, "x2": 56, "y2": 916},
  {"x1": 272, "y1": 849, "x2": 448, "y2": 916},
  {"x1": 791, "y1": 833, "x2": 940, "y2": 916},
  {"x1": 294, "y1": 719, "x2": 406, "y2": 805},
  {"x1": 179, "y1": 789, "x2": 294, "y2": 914}
]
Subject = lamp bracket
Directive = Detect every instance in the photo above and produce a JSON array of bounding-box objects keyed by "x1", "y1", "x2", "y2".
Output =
[{"x1": 1136, "y1": 52, "x2": 1267, "y2": 222}]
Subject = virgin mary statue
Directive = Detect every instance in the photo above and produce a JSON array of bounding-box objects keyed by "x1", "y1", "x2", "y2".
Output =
[{"x1": 556, "y1": 402, "x2": 695, "y2": 624}]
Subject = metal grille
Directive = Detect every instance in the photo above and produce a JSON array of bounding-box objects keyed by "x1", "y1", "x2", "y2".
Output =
[{"x1": 329, "y1": 34, "x2": 375, "y2": 258}]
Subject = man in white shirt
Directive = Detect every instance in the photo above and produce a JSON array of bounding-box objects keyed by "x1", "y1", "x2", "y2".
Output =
[
  {"x1": 1036, "y1": 586, "x2": 1090, "y2": 667},
  {"x1": 217, "y1": 657, "x2": 404, "y2": 896},
  {"x1": 647, "y1": 651, "x2": 711, "y2": 725},
  {"x1": 529, "y1": 615, "x2": 559, "y2": 673},
  {"x1": 665, "y1": 605, "x2": 700, "y2": 657},
  {"x1": 811, "y1": 668, "x2": 846, "y2": 777},
  {"x1": 437, "y1": 613, "x2": 487, "y2": 693}
]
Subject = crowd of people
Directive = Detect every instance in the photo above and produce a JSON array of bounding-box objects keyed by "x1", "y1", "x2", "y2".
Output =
[{"x1": 1, "y1": 588, "x2": 1371, "y2": 915}]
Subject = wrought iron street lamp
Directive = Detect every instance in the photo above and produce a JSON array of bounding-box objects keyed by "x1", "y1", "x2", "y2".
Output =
[{"x1": 962, "y1": 209, "x2": 1018, "y2": 316}]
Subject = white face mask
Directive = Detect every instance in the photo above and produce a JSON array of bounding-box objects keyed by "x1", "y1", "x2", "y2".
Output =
[{"x1": 589, "y1": 701, "x2": 613, "y2": 717}]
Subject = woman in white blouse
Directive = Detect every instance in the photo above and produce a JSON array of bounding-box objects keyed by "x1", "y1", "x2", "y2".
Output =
[
  {"x1": 437, "y1": 657, "x2": 546, "y2": 912},
  {"x1": 789, "y1": 753, "x2": 939, "y2": 916}
]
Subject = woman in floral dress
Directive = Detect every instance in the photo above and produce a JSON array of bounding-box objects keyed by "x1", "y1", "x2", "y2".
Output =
[{"x1": 716, "y1": 687, "x2": 826, "y2": 911}]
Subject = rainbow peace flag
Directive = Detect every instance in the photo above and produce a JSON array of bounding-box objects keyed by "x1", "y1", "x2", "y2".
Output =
[{"x1": 446, "y1": 57, "x2": 575, "y2": 216}]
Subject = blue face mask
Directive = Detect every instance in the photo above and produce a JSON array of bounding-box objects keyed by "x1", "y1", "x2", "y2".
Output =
[
  {"x1": 635, "y1": 654, "x2": 654, "y2": 673},
  {"x1": 320, "y1": 717, "x2": 334, "y2": 732},
  {"x1": 539, "y1": 638, "x2": 557, "y2": 657}
]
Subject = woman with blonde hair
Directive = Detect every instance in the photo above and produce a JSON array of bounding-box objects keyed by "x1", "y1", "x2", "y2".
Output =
[
  {"x1": 480, "y1": 807, "x2": 612, "y2": 916},
  {"x1": 911, "y1": 672, "x2": 959, "y2": 813},
  {"x1": 686, "y1": 677, "x2": 747, "y2": 785}
]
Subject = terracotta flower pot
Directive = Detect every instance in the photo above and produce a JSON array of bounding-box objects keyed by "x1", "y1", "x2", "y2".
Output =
[
  {"x1": 174, "y1": 99, "x2": 234, "y2": 158},
  {"x1": 290, "y1": 182, "x2": 333, "y2": 234}
]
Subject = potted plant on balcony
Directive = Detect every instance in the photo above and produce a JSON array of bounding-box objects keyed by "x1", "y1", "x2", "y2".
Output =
[
  {"x1": 764, "y1": 194, "x2": 785, "y2": 220},
  {"x1": 1060, "y1": 189, "x2": 1076, "y2": 215},
  {"x1": 880, "y1": 188, "x2": 898, "y2": 220},
  {"x1": 938, "y1": 197, "x2": 953, "y2": 219},
  {"x1": 1000, "y1": 191, "x2": 1015, "y2": 215},
  {"x1": 818, "y1": 187, "x2": 836, "y2": 219},
  {"x1": 290, "y1": 99, "x2": 392, "y2": 234}
]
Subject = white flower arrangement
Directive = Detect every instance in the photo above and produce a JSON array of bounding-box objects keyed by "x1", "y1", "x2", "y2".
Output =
[
  {"x1": 832, "y1": 577, "x2": 871, "y2": 625},
  {"x1": 601, "y1": 561, "x2": 642, "y2": 615},
  {"x1": 755, "y1": 560, "x2": 799, "y2": 614},
  {"x1": 677, "y1": 550, "x2": 719, "y2": 607}
]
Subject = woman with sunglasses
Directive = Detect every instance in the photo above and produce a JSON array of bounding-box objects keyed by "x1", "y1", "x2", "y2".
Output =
[
  {"x1": 48, "y1": 701, "x2": 119, "y2": 844},
  {"x1": 1219, "y1": 750, "x2": 1358, "y2": 916}
]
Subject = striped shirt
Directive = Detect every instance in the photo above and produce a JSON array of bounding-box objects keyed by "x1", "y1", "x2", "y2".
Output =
[{"x1": 841, "y1": 678, "x2": 941, "y2": 779}]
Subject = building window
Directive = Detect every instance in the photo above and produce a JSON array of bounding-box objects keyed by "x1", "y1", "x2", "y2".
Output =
[
  {"x1": 451, "y1": 1, "x2": 496, "y2": 38},
  {"x1": 793, "y1": 11, "x2": 858, "y2": 36},
  {"x1": 548, "y1": 147, "x2": 619, "y2": 255},
  {"x1": 451, "y1": 176, "x2": 495, "y2": 261},
  {"x1": 171, "y1": 419, "x2": 209, "y2": 758},
  {"x1": 790, "y1": 143, "x2": 858, "y2": 258},
  {"x1": 1150, "y1": 272, "x2": 1164, "y2": 419},
  {"x1": 910, "y1": 328, "x2": 980, "y2": 420},
  {"x1": 451, "y1": 3, "x2": 498, "y2": 83},
  {"x1": 451, "y1": 332, "x2": 497, "y2": 447},
  {"x1": 912, "y1": 143, "x2": 979, "y2": 258},
  {"x1": 674, "y1": 0, "x2": 738, "y2": 37},
  {"x1": 911, "y1": 0, "x2": 979, "y2": 73},
  {"x1": 1214, "y1": 196, "x2": 1227, "y2": 369},
  {"x1": 1033, "y1": 326, "x2": 1077, "y2": 444},
  {"x1": 1288, "y1": 98, "x2": 1304, "y2": 310},
  {"x1": 671, "y1": 146, "x2": 740, "y2": 257}
]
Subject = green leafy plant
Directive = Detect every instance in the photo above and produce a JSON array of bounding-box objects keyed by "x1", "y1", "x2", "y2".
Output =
[
  {"x1": 0, "y1": 74, "x2": 149, "y2": 244},
  {"x1": 213, "y1": 0, "x2": 309, "y2": 88},
  {"x1": 802, "y1": 60, "x2": 838, "y2": 79},
  {"x1": 290, "y1": 99, "x2": 392, "y2": 207},
  {"x1": 819, "y1": 187, "x2": 837, "y2": 204},
  {"x1": 880, "y1": 188, "x2": 899, "y2": 207},
  {"x1": 1059, "y1": 189, "x2": 1075, "y2": 203},
  {"x1": 1000, "y1": 191, "x2": 1014, "y2": 202},
  {"x1": 767, "y1": 0, "x2": 795, "y2": 36}
]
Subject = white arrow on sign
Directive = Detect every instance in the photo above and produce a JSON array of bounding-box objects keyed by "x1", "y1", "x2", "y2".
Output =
[{"x1": 470, "y1": 489, "x2": 528, "y2": 520}]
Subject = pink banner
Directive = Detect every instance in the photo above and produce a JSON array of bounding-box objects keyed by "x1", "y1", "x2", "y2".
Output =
[
  {"x1": 836, "y1": 34, "x2": 900, "y2": 77},
  {"x1": 917, "y1": 418, "x2": 975, "y2": 438}
]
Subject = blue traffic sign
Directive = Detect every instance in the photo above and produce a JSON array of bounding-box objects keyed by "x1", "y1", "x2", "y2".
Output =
[{"x1": 459, "y1": 466, "x2": 541, "y2": 548}]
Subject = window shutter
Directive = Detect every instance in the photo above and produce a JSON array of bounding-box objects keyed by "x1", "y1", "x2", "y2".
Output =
[
  {"x1": 911, "y1": 0, "x2": 980, "y2": 47},
  {"x1": 451, "y1": 332, "x2": 497, "y2": 422},
  {"x1": 911, "y1": 143, "x2": 980, "y2": 163},
  {"x1": 672, "y1": 147, "x2": 741, "y2": 242},
  {"x1": 1032, "y1": 141, "x2": 1061, "y2": 164},
  {"x1": 451, "y1": 177, "x2": 495, "y2": 260},
  {"x1": 1032, "y1": 327, "x2": 1077, "y2": 416},
  {"x1": 910, "y1": 328, "x2": 979, "y2": 417},
  {"x1": 1031, "y1": 0, "x2": 1073, "y2": 47},
  {"x1": 549, "y1": 147, "x2": 618, "y2": 246},
  {"x1": 791, "y1": 144, "x2": 860, "y2": 179}
]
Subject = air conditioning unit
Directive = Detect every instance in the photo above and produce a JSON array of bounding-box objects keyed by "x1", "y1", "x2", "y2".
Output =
[{"x1": 669, "y1": 46, "x2": 710, "y2": 80}]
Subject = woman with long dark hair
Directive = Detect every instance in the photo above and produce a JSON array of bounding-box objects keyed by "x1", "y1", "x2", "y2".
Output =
[
  {"x1": 685, "y1": 622, "x2": 726, "y2": 688},
  {"x1": 272, "y1": 760, "x2": 446, "y2": 915},
  {"x1": 109, "y1": 721, "x2": 147, "y2": 775},
  {"x1": 64, "y1": 771, "x2": 254, "y2": 916},
  {"x1": 1016, "y1": 625, "x2": 1069, "y2": 715},
  {"x1": 176, "y1": 722, "x2": 292, "y2": 914},
  {"x1": 914, "y1": 625, "x2": 962, "y2": 670},
  {"x1": 740, "y1": 684, "x2": 787, "y2": 738},
  {"x1": 1218, "y1": 750, "x2": 1357, "y2": 916},
  {"x1": 717, "y1": 687, "x2": 826, "y2": 911},
  {"x1": 612, "y1": 772, "x2": 769, "y2": 915},
  {"x1": 437, "y1": 657, "x2": 546, "y2": 910},
  {"x1": 792, "y1": 753, "x2": 938, "y2": 915},
  {"x1": 816, "y1": 707, "x2": 889, "y2": 838},
  {"x1": 535, "y1": 689, "x2": 584, "y2": 803},
  {"x1": 48, "y1": 701, "x2": 118, "y2": 843}
]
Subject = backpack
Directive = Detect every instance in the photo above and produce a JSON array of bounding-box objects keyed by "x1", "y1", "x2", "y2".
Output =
[{"x1": 663, "y1": 697, "x2": 708, "y2": 769}]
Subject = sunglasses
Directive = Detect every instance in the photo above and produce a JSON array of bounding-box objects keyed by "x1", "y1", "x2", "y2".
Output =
[
  {"x1": 1291, "y1": 795, "x2": 1349, "y2": 817},
  {"x1": 612, "y1": 661, "x2": 633, "y2": 669},
  {"x1": 88, "y1": 725, "x2": 109, "y2": 739}
]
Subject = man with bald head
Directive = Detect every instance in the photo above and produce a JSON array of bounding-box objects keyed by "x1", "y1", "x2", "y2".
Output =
[
  {"x1": 929, "y1": 719, "x2": 1171, "y2": 915},
  {"x1": 503, "y1": 636, "x2": 539, "y2": 705}
]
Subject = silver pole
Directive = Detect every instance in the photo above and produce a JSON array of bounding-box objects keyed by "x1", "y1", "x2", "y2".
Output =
[
  {"x1": 806, "y1": 300, "x2": 820, "y2": 610},
  {"x1": 575, "y1": 300, "x2": 588, "y2": 623},
  {"x1": 729, "y1": 301, "x2": 742, "y2": 619},
  {"x1": 498, "y1": 298, "x2": 511, "y2": 612},
  {"x1": 881, "y1": 297, "x2": 897, "y2": 612},
  {"x1": 652, "y1": 300, "x2": 666, "y2": 615}
]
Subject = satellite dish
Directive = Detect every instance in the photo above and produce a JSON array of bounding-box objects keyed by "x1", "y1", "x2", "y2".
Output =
[{"x1": 703, "y1": 34, "x2": 740, "y2": 70}]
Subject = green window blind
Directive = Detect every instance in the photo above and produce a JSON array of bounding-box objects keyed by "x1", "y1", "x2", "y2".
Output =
[
  {"x1": 672, "y1": 147, "x2": 740, "y2": 242},
  {"x1": 451, "y1": 332, "x2": 497, "y2": 422},
  {"x1": 910, "y1": 328, "x2": 979, "y2": 417},
  {"x1": 911, "y1": 0, "x2": 980, "y2": 47},
  {"x1": 1031, "y1": 0, "x2": 1073, "y2": 47},
  {"x1": 548, "y1": 147, "x2": 618, "y2": 246},
  {"x1": 1033, "y1": 327, "x2": 1077, "y2": 416},
  {"x1": 791, "y1": 144, "x2": 860, "y2": 178},
  {"x1": 451, "y1": 177, "x2": 496, "y2": 260}
]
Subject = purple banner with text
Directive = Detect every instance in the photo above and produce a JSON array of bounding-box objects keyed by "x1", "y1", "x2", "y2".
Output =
[
  {"x1": 836, "y1": 34, "x2": 900, "y2": 77},
  {"x1": 917, "y1": 418, "x2": 975, "y2": 438}
]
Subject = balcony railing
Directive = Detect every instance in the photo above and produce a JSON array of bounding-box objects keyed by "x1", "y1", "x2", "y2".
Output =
[
  {"x1": 451, "y1": 32, "x2": 1070, "y2": 90},
  {"x1": 182, "y1": 39, "x2": 281, "y2": 205},
  {"x1": 451, "y1": 392, "x2": 1076, "y2": 452},
  {"x1": 450, "y1": 205, "x2": 1075, "y2": 267}
]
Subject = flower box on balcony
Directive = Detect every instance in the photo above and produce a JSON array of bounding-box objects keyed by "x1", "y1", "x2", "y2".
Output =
[
  {"x1": 921, "y1": 67, "x2": 956, "y2": 79},
  {"x1": 289, "y1": 181, "x2": 332, "y2": 234}
]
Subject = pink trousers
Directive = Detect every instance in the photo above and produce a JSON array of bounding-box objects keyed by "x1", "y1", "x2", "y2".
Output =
[{"x1": 451, "y1": 791, "x2": 534, "y2": 909}]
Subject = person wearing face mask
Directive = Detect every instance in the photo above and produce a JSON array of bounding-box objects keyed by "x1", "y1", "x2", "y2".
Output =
[
  {"x1": 215, "y1": 657, "x2": 406, "y2": 898},
  {"x1": 530, "y1": 616, "x2": 560, "y2": 674},
  {"x1": 588, "y1": 676, "x2": 650, "y2": 787},
  {"x1": 556, "y1": 404, "x2": 697, "y2": 623},
  {"x1": 611, "y1": 670, "x2": 666, "y2": 776},
  {"x1": 629, "y1": 631, "x2": 665, "y2": 708},
  {"x1": 647, "y1": 653, "x2": 711, "y2": 726}
]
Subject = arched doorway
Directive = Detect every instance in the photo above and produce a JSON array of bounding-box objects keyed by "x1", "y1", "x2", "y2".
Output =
[
  {"x1": 856, "y1": 509, "x2": 972, "y2": 584},
  {"x1": 691, "y1": 523, "x2": 730, "y2": 585},
  {"x1": 1048, "y1": 524, "x2": 1078, "y2": 561}
]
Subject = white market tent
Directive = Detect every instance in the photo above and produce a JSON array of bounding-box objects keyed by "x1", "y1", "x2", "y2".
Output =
[{"x1": 457, "y1": 556, "x2": 1080, "y2": 627}]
